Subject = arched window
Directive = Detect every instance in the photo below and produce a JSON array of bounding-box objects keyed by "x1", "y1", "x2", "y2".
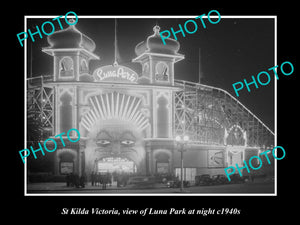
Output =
[
  {"x1": 80, "y1": 59, "x2": 88, "y2": 73},
  {"x1": 226, "y1": 125, "x2": 246, "y2": 146},
  {"x1": 60, "y1": 92, "x2": 72, "y2": 133},
  {"x1": 59, "y1": 151, "x2": 75, "y2": 175},
  {"x1": 155, "y1": 62, "x2": 169, "y2": 81},
  {"x1": 142, "y1": 62, "x2": 149, "y2": 75},
  {"x1": 155, "y1": 151, "x2": 170, "y2": 174},
  {"x1": 157, "y1": 95, "x2": 169, "y2": 138},
  {"x1": 59, "y1": 57, "x2": 74, "y2": 77}
]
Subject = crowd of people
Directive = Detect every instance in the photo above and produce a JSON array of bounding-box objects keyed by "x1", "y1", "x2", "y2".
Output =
[
  {"x1": 66, "y1": 173, "x2": 86, "y2": 188},
  {"x1": 65, "y1": 171, "x2": 132, "y2": 189},
  {"x1": 65, "y1": 172, "x2": 177, "y2": 189},
  {"x1": 90, "y1": 172, "x2": 111, "y2": 189},
  {"x1": 90, "y1": 171, "x2": 131, "y2": 189}
]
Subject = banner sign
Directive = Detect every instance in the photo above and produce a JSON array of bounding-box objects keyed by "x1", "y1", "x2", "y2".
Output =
[
  {"x1": 93, "y1": 65, "x2": 138, "y2": 83},
  {"x1": 208, "y1": 150, "x2": 224, "y2": 167}
]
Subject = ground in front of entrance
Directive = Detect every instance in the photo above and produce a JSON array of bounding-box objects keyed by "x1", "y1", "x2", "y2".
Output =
[{"x1": 26, "y1": 178, "x2": 274, "y2": 194}]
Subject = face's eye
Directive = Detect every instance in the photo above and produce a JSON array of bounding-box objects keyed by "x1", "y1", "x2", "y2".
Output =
[
  {"x1": 121, "y1": 140, "x2": 135, "y2": 146},
  {"x1": 96, "y1": 140, "x2": 111, "y2": 146}
]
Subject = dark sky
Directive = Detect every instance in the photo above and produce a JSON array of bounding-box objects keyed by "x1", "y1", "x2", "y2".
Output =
[{"x1": 27, "y1": 16, "x2": 275, "y2": 131}]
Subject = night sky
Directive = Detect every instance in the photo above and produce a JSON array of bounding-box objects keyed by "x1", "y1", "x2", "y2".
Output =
[{"x1": 27, "y1": 16, "x2": 275, "y2": 131}]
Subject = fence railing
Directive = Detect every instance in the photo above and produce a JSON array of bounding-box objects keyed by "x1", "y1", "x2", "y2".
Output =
[{"x1": 27, "y1": 75, "x2": 53, "y2": 87}]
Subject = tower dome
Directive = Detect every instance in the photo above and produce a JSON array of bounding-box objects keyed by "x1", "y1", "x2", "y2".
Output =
[
  {"x1": 135, "y1": 25, "x2": 180, "y2": 56},
  {"x1": 47, "y1": 23, "x2": 96, "y2": 52}
]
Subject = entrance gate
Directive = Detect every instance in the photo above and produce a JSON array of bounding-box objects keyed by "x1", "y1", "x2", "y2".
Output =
[{"x1": 96, "y1": 157, "x2": 137, "y2": 173}]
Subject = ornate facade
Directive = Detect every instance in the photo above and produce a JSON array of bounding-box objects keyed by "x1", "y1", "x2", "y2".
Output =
[{"x1": 27, "y1": 22, "x2": 274, "y2": 182}]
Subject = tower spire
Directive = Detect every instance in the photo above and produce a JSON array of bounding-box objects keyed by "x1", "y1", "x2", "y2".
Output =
[
  {"x1": 113, "y1": 18, "x2": 118, "y2": 66},
  {"x1": 198, "y1": 48, "x2": 203, "y2": 84}
]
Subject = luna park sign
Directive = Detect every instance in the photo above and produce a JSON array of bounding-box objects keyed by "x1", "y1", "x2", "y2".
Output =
[{"x1": 93, "y1": 65, "x2": 138, "y2": 83}]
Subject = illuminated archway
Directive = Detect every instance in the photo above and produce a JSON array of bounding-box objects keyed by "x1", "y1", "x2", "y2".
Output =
[
  {"x1": 96, "y1": 157, "x2": 137, "y2": 173},
  {"x1": 81, "y1": 92, "x2": 149, "y2": 133},
  {"x1": 80, "y1": 92, "x2": 150, "y2": 175},
  {"x1": 153, "y1": 149, "x2": 172, "y2": 174}
]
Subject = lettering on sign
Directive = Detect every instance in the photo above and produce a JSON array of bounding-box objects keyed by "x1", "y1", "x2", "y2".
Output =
[{"x1": 93, "y1": 65, "x2": 138, "y2": 83}]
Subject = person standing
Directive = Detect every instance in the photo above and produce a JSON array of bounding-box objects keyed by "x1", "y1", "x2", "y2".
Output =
[
  {"x1": 66, "y1": 173, "x2": 70, "y2": 187},
  {"x1": 80, "y1": 173, "x2": 86, "y2": 188},
  {"x1": 96, "y1": 172, "x2": 101, "y2": 187},
  {"x1": 91, "y1": 171, "x2": 95, "y2": 186}
]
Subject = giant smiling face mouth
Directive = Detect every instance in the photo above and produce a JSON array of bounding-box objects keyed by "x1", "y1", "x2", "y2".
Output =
[
  {"x1": 92, "y1": 129, "x2": 144, "y2": 165},
  {"x1": 84, "y1": 121, "x2": 146, "y2": 173},
  {"x1": 81, "y1": 92, "x2": 150, "y2": 174},
  {"x1": 93, "y1": 146, "x2": 142, "y2": 166},
  {"x1": 97, "y1": 157, "x2": 137, "y2": 173}
]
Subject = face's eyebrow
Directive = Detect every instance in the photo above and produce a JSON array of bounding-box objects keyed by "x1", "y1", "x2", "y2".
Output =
[
  {"x1": 120, "y1": 131, "x2": 136, "y2": 140},
  {"x1": 96, "y1": 130, "x2": 113, "y2": 140}
]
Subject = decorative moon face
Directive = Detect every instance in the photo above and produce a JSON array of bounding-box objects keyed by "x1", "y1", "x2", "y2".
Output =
[
  {"x1": 84, "y1": 119, "x2": 146, "y2": 174},
  {"x1": 81, "y1": 92, "x2": 149, "y2": 174}
]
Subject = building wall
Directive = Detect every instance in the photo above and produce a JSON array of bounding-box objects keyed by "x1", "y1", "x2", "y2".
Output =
[{"x1": 172, "y1": 145, "x2": 226, "y2": 179}]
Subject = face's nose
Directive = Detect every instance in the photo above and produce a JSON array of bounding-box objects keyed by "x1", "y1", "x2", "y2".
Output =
[{"x1": 111, "y1": 142, "x2": 121, "y2": 155}]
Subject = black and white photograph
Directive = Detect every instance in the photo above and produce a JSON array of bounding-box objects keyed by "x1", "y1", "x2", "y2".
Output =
[
  {"x1": 23, "y1": 15, "x2": 276, "y2": 195},
  {"x1": 15, "y1": 6, "x2": 297, "y2": 221}
]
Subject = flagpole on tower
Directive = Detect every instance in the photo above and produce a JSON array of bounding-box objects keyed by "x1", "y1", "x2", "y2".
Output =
[
  {"x1": 198, "y1": 48, "x2": 202, "y2": 84},
  {"x1": 113, "y1": 18, "x2": 118, "y2": 66},
  {"x1": 30, "y1": 41, "x2": 32, "y2": 78}
]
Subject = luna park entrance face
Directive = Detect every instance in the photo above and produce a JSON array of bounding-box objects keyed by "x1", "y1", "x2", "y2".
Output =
[{"x1": 96, "y1": 157, "x2": 137, "y2": 173}]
